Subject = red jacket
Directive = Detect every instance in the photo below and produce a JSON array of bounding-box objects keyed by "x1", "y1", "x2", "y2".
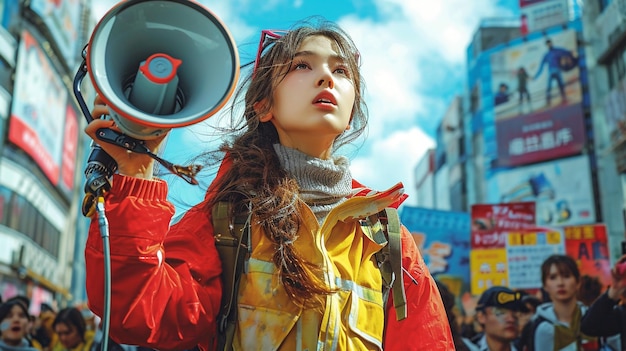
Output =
[{"x1": 85, "y1": 164, "x2": 453, "y2": 351}]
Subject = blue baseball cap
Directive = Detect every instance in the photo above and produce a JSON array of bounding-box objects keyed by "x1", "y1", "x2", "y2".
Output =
[{"x1": 476, "y1": 286, "x2": 524, "y2": 312}]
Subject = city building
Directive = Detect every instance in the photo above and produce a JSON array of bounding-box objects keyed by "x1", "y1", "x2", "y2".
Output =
[
  {"x1": 582, "y1": 0, "x2": 626, "y2": 258},
  {"x1": 0, "y1": 0, "x2": 94, "y2": 312},
  {"x1": 414, "y1": 1, "x2": 626, "y2": 294}
]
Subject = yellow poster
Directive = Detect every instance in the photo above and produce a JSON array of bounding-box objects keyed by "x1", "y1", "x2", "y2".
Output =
[{"x1": 470, "y1": 248, "x2": 508, "y2": 295}]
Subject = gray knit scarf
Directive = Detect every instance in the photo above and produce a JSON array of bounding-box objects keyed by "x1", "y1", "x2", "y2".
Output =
[{"x1": 273, "y1": 144, "x2": 353, "y2": 223}]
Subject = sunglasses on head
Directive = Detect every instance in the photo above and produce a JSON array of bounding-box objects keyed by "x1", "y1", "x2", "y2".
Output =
[
  {"x1": 253, "y1": 29, "x2": 288, "y2": 77},
  {"x1": 252, "y1": 29, "x2": 361, "y2": 77}
]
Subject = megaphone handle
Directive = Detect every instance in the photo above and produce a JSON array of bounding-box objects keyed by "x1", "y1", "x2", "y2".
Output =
[{"x1": 95, "y1": 128, "x2": 202, "y2": 185}]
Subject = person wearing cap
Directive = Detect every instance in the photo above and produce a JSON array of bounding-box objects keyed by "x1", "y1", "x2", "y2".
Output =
[{"x1": 465, "y1": 286, "x2": 523, "y2": 351}]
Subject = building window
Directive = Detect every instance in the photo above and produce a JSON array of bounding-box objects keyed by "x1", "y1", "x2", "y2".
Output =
[
  {"x1": 606, "y1": 44, "x2": 626, "y2": 88},
  {"x1": 0, "y1": 186, "x2": 10, "y2": 225}
]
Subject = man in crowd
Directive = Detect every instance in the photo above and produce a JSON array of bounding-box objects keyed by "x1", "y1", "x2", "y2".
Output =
[{"x1": 465, "y1": 286, "x2": 523, "y2": 351}]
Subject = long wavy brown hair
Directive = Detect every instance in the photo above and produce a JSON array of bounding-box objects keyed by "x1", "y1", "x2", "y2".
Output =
[{"x1": 198, "y1": 18, "x2": 368, "y2": 305}]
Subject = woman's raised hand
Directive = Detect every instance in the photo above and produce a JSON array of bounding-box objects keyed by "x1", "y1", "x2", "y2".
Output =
[
  {"x1": 608, "y1": 254, "x2": 626, "y2": 300},
  {"x1": 84, "y1": 95, "x2": 168, "y2": 179}
]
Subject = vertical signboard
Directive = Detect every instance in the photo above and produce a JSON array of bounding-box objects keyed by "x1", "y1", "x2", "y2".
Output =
[
  {"x1": 8, "y1": 30, "x2": 68, "y2": 186},
  {"x1": 60, "y1": 104, "x2": 79, "y2": 194},
  {"x1": 564, "y1": 224, "x2": 612, "y2": 288}
]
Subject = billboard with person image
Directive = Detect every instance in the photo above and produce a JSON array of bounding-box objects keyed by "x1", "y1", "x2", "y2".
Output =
[{"x1": 490, "y1": 28, "x2": 586, "y2": 167}]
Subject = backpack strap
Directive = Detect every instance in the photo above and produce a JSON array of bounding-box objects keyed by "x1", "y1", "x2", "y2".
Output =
[
  {"x1": 373, "y1": 208, "x2": 407, "y2": 321},
  {"x1": 212, "y1": 201, "x2": 251, "y2": 351}
]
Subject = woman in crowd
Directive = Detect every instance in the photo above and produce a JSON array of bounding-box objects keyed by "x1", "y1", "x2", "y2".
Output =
[
  {"x1": 0, "y1": 300, "x2": 38, "y2": 351},
  {"x1": 51, "y1": 308, "x2": 93, "y2": 351},
  {"x1": 527, "y1": 254, "x2": 598, "y2": 350}
]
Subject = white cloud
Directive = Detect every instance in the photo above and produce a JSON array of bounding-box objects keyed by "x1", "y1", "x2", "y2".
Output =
[{"x1": 350, "y1": 127, "x2": 435, "y2": 205}]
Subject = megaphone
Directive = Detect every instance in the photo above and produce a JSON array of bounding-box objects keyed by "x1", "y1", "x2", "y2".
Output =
[
  {"x1": 78, "y1": 0, "x2": 240, "y2": 140},
  {"x1": 73, "y1": 0, "x2": 240, "y2": 214}
]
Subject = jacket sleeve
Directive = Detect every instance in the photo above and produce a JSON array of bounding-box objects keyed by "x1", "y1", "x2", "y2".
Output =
[
  {"x1": 383, "y1": 225, "x2": 454, "y2": 350},
  {"x1": 581, "y1": 291, "x2": 623, "y2": 337},
  {"x1": 85, "y1": 175, "x2": 223, "y2": 351}
]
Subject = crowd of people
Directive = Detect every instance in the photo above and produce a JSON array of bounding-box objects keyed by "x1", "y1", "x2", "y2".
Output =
[
  {"x1": 440, "y1": 253, "x2": 626, "y2": 351},
  {"x1": 4, "y1": 252, "x2": 624, "y2": 351},
  {"x1": 0, "y1": 296, "x2": 158, "y2": 351},
  {"x1": 0, "y1": 296, "x2": 92, "y2": 351}
]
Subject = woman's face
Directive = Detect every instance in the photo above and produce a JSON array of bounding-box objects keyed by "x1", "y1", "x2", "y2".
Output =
[
  {"x1": 0, "y1": 304, "x2": 30, "y2": 346},
  {"x1": 54, "y1": 322, "x2": 82, "y2": 349},
  {"x1": 543, "y1": 263, "x2": 579, "y2": 303},
  {"x1": 264, "y1": 35, "x2": 356, "y2": 158}
]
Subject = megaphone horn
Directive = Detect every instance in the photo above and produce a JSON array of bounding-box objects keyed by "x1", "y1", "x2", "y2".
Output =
[{"x1": 84, "y1": 0, "x2": 240, "y2": 140}]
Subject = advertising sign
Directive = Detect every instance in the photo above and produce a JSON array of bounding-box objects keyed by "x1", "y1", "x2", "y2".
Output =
[
  {"x1": 519, "y1": 0, "x2": 569, "y2": 34},
  {"x1": 29, "y1": 0, "x2": 82, "y2": 68},
  {"x1": 471, "y1": 202, "x2": 536, "y2": 249},
  {"x1": 490, "y1": 29, "x2": 585, "y2": 167},
  {"x1": 506, "y1": 229, "x2": 565, "y2": 289},
  {"x1": 60, "y1": 104, "x2": 79, "y2": 194},
  {"x1": 400, "y1": 206, "x2": 471, "y2": 298},
  {"x1": 470, "y1": 229, "x2": 565, "y2": 295},
  {"x1": 495, "y1": 103, "x2": 585, "y2": 167},
  {"x1": 470, "y1": 248, "x2": 509, "y2": 294},
  {"x1": 8, "y1": 30, "x2": 68, "y2": 186},
  {"x1": 489, "y1": 155, "x2": 595, "y2": 226},
  {"x1": 564, "y1": 224, "x2": 612, "y2": 289}
]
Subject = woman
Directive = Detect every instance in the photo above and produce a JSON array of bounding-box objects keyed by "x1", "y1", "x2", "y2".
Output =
[
  {"x1": 83, "y1": 17, "x2": 452, "y2": 351},
  {"x1": 51, "y1": 308, "x2": 94, "y2": 351},
  {"x1": 0, "y1": 300, "x2": 38, "y2": 351},
  {"x1": 528, "y1": 254, "x2": 597, "y2": 351}
]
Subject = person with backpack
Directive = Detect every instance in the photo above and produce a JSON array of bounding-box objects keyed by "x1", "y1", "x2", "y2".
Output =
[
  {"x1": 523, "y1": 254, "x2": 599, "y2": 351},
  {"x1": 580, "y1": 255, "x2": 626, "y2": 350},
  {"x1": 463, "y1": 286, "x2": 524, "y2": 351},
  {"x1": 82, "y1": 17, "x2": 453, "y2": 351}
]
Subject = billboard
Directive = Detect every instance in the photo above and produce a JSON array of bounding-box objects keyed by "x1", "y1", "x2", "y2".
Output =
[
  {"x1": 520, "y1": 0, "x2": 569, "y2": 34},
  {"x1": 470, "y1": 228, "x2": 565, "y2": 294},
  {"x1": 29, "y1": 0, "x2": 83, "y2": 68},
  {"x1": 471, "y1": 202, "x2": 536, "y2": 249},
  {"x1": 470, "y1": 202, "x2": 566, "y2": 294},
  {"x1": 488, "y1": 155, "x2": 595, "y2": 226},
  {"x1": 491, "y1": 29, "x2": 585, "y2": 167},
  {"x1": 400, "y1": 206, "x2": 471, "y2": 299},
  {"x1": 563, "y1": 224, "x2": 612, "y2": 289},
  {"x1": 8, "y1": 30, "x2": 68, "y2": 186},
  {"x1": 60, "y1": 104, "x2": 79, "y2": 194}
]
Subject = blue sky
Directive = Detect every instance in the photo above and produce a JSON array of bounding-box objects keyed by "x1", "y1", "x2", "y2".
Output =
[{"x1": 91, "y1": 0, "x2": 520, "y2": 211}]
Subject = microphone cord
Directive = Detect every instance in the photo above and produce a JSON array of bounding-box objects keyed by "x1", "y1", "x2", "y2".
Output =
[
  {"x1": 74, "y1": 52, "x2": 113, "y2": 351},
  {"x1": 95, "y1": 196, "x2": 111, "y2": 351}
]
